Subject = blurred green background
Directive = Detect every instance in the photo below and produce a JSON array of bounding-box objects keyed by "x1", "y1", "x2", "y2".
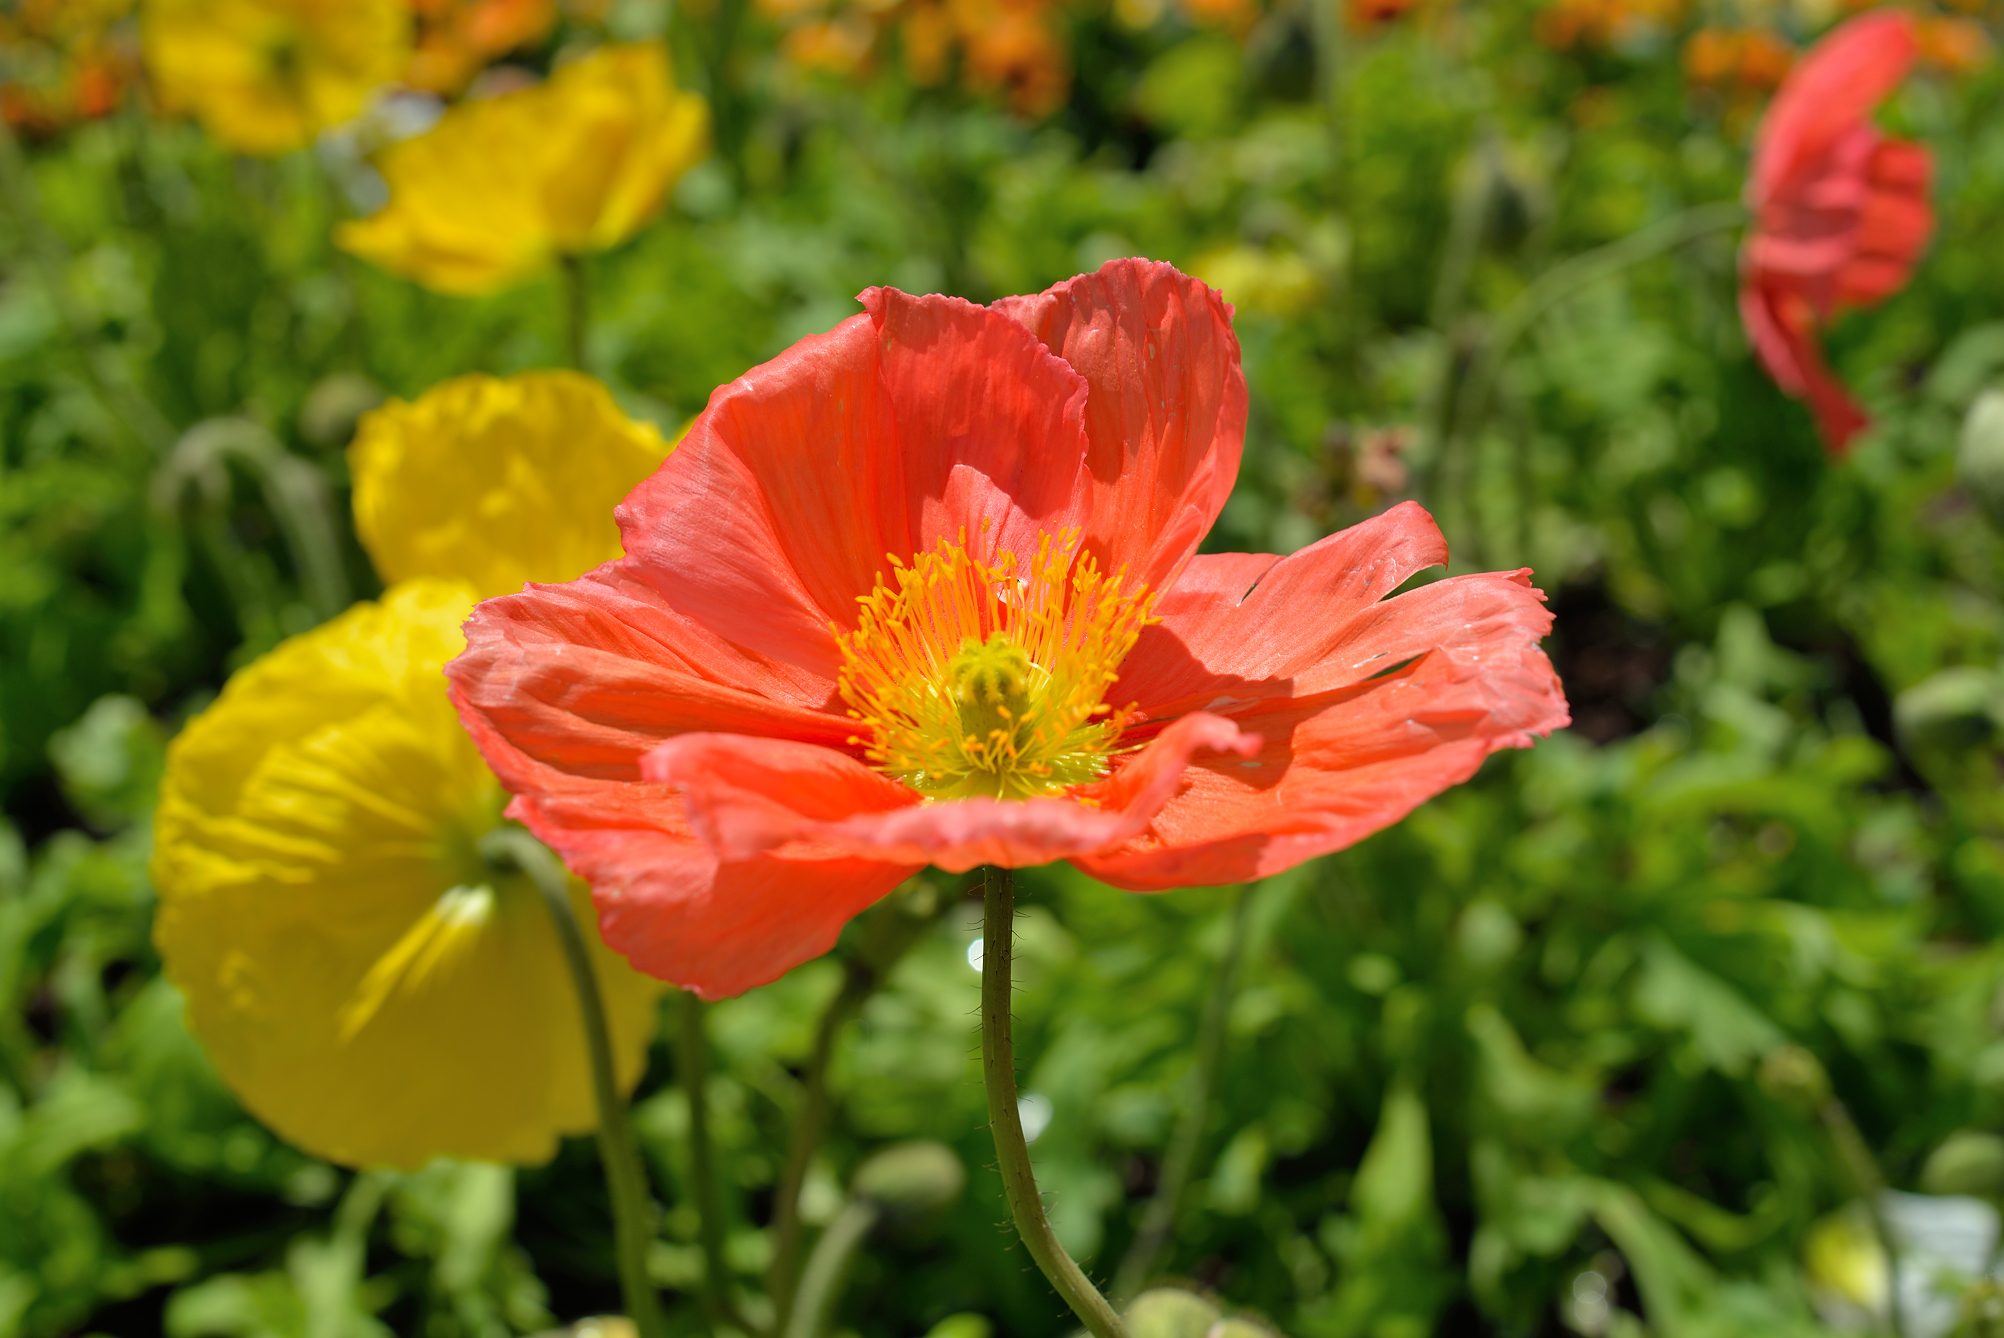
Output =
[{"x1": 4, "y1": 0, "x2": 2004, "y2": 1334}]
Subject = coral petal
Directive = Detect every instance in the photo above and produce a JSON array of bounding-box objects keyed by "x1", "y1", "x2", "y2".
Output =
[
  {"x1": 644, "y1": 713, "x2": 1256, "y2": 872},
  {"x1": 994, "y1": 258, "x2": 1248, "y2": 590},
  {"x1": 448, "y1": 564, "x2": 852, "y2": 795},
  {"x1": 1076, "y1": 588, "x2": 1568, "y2": 889},
  {"x1": 1116, "y1": 501, "x2": 1450, "y2": 715},
  {"x1": 508, "y1": 780, "x2": 917, "y2": 999}
]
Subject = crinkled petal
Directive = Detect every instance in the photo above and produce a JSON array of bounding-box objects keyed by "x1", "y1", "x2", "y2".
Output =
[
  {"x1": 613, "y1": 293, "x2": 1094, "y2": 672},
  {"x1": 1114, "y1": 501, "x2": 1450, "y2": 717},
  {"x1": 448, "y1": 563, "x2": 852, "y2": 797},
  {"x1": 858, "y1": 285, "x2": 1093, "y2": 563},
  {"x1": 506, "y1": 778, "x2": 917, "y2": 999},
  {"x1": 643, "y1": 713, "x2": 1256, "y2": 872},
  {"x1": 993, "y1": 258, "x2": 1248, "y2": 590},
  {"x1": 1076, "y1": 595, "x2": 1568, "y2": 890}
]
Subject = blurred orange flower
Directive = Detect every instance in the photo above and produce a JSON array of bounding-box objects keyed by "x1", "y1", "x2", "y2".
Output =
[
  {"x1": 405, "y1": 0, "x2": 556, "y2": 94},
  {"x1": 0, "y1": 0, "x2": 137, "y2": 136},
  {"x1": 957, "y1": 0, "x2": 1069, "y2": 117},
  {"x1": 1535, "y1": 0, "x2": 1684, "y2": 52},
  {"x1": 1913, "y1": 14, "x2": 1991, "y2": 74},
  {"x1": 764, "y1": 0, "x2": 1071, "y2": 118},
  {"x1": 1684, "y1": 25, "x2": 1794, "y2": 98}
]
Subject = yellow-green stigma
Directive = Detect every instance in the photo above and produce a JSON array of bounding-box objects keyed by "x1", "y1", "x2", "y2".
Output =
[{"x1": 834, "y1": 530, "x2": 1154, "y2": 801}]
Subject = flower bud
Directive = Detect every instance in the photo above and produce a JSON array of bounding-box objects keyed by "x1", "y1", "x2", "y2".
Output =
[
  {"x1": 851, "y1": 1141, "x2": 966, "y2": 1225},
  {"x1": 1894, "y1": 668, "x2": 2003, "y2": 761},
  {"x1": 1125, "y1": 1288, "x2": 1220, "y2": 1338},
  {"x1": 1758, "y1": 1045, "x2": 1831, "y2": 1113},
  {"x1": 1920, "y1": 1131, "x2": 2004, "y2": 1198},
  {"x1": 1208, "y1": 1319, "x2": 1283, "y2": 1337},
  {"x1": 1959, "y1": 389, "x2": 2004, "y2": 516},
  {"x1": 298, "y1": 372, "x2": 384, "y2": 450}
]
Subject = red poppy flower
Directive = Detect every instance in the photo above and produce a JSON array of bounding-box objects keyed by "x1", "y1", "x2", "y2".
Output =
[
  {"x1": 448, "y1": 260, "x2": 1570, "y2": 998},
  {"x1": 1740, "y1": 10, "x2": 1933, "y2": 455}
]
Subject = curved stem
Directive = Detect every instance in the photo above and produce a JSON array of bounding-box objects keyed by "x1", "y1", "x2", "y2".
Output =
[
  {"x1": 981, "y1": 867, "x2": 1129, "y2": 1338},
  {"x1": 1112, "y1": 884, "x2": 1256, "y2": 1301},
  {"x1": 499, "y1": 832, "x2": 669, "y2": 1338},
  {"x1": 781, "y1": 1199, "x2": 876, "y2": 1338},
  {"x1": 672, "y1": 992, "x2": 750, "y2": 1333},
  {"x1": 766, "y1": 966, "x2": 869, "y2": 1333},
  {"x1": 1821, "y1": 1098, "x2": 1907, "y2": 1338}
]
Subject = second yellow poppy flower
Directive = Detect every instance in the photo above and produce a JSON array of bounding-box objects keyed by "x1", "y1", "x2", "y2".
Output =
[{"x1": 338, "y1": 42, "x2": 709, "y2": 295}]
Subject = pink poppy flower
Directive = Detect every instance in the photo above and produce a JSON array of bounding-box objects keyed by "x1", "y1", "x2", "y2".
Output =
[{"x1": 448, "y1": 260, "x2": 1570, "y2": 998}]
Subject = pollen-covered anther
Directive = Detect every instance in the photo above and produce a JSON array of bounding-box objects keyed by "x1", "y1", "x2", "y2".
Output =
[{"x1": 834, "y1": 530, "x2": 1154, "y2": 801}]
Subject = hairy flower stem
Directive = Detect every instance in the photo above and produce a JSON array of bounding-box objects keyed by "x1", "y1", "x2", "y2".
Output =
[
  {"x1": 506, "y1": 834, "x2": 671, "y2": 1338},
  {"x1": 672, "y1": 993, "x2": 752, "y2": 1333},
  {"x1": 1112, "y1": 884, "x2": 1256, "y2": 1300},
  {"x1": 981, "y1": 866, "x2": 1129, "y2": 1338}
]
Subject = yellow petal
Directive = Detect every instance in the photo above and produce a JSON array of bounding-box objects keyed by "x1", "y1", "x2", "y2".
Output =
[
  {"x1": 152, "y1": 580, "x2": 663, "y2": 1169},
  {"x1": 142, "y1": 0, "x2": 409, "y2": 156},
  {"x1": 349, "y1": 371, "x2": 670, "y2": 597},
  {"x1": 339, "y1": 41, "x2": 709, "y2": 293}
]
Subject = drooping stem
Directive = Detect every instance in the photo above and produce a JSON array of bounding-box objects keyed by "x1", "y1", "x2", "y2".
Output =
[
  {"x1": 560, "y1": 251, "x2": 591, "y2": 373},
  {"x1": 766, "y1": 966, "x2": 871, "y2": 1333},
  {"x1": 500, "y1": 832, "x2": 669, "y2": 1338},
  {"x1": 981, "y1": 867, "x2": 1129, "y2": 1338},
  {"x1": 1112, "y1": 884, "x2": 1257, "y2": 1301},
  {"x1": 781, "y1": 1199, "x2": 876, "y2": 1338},
  {"x1": 671, "y1": 992, "x2": 749, "y2": 1332},
  {"x1": 1821, "y1": 1097, "x2": 1907, "y2": 1338},
  {"x1": 767, "y1": 890, "x2": 945, "y2": 1332}
]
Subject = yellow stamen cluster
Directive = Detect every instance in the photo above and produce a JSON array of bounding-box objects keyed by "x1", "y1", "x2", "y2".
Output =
[{"x1": 835, "y1": 530, "x2": 1155, "y2": 800}]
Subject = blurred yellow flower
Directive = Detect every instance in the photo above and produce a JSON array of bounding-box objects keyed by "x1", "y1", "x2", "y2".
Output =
[
  {"x1": 338, "y1": 41, "x2": 708, "y2": 294},
  {"x1": 351, "y1": 371, "x2": 670, "y2": 598},
  {"x1": 1191, "y1": 243, "x2": 1325, "y2": 318},
  {"x1": 152, "y1": 580, "x2": 663, "y2": 1169},
  {"x1": 141, "y1": 0, "x2": 409, "y2": 155}
]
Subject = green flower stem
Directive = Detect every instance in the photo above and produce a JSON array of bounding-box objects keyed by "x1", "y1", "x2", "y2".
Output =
[
  {"x1": 766, "y1": 964, "x2": 872, "y2": 1334},
  {"x1": 560, "y1": 252, "x2": 591, "y2": 373},
  {"x1": 1112, "y1": 884, "x2": 1256, "y2": 1301},
  {"x1": 671, "y1": 992, "x2": 751, "y2": 1333},
  {"x1": 501, "y1": 833, "x2": 671, "y2": 1338},
  {"x1": 981, "y1": 866, "x2": 1129, "y2": 1338},
  {"x1": 780, "y1": 1199, "x2": 876, "y2": 1338},
  {"x1": 1821, "y1": 1097, "x2": 1907, "y2": 1338}
]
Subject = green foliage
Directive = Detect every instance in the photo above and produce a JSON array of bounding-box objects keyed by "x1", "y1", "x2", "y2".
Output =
[{"x1": 3, "y1": 3, "x2": 2003, "y2": 1336}]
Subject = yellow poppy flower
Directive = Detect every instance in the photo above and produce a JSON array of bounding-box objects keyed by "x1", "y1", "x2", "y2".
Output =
[
  {"x1": 141, "y1": 0, "x2": 409, "y2": 155},
  {"x1": 337, "y1": 41, "x2": 709, "y2": 295},
  {"x1": 153, "y1": 580, "x2": 663, "y2": 1169},
  {"x1": 351, "y1": 371, "x2": 671, "y2": 598}
]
